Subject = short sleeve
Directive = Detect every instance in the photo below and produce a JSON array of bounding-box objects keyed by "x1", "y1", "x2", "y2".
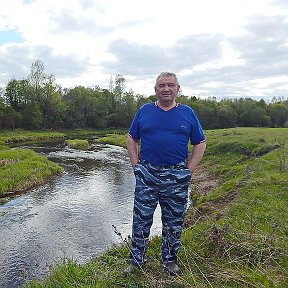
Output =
[
  {"x1": 128, "y1": 109, "x2": 141, "y2": 141},
  {"x1": 190, "y1": 110, "x2": 206, "y2": 145}
]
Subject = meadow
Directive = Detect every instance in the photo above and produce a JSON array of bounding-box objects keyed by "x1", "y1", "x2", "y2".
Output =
[{"x1": 23, "y1": 127, "x2": 287, "y2": 287}]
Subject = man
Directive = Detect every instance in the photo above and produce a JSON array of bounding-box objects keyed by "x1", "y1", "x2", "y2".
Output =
[{"x1": 125, "y1": 72, "x2": 206, "y2": 276}]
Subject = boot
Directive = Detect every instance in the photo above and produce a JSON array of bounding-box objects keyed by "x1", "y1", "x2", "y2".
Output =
[
  {"x1": 123, "y1": 264, "x2": 138, "y2": 275},
  {"x1": 162, "y1": 261, "x2": 181, "y2": 276}
]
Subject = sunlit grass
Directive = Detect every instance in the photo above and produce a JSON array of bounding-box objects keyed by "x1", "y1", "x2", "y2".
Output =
[
  {"x1": 65, "y1": 139, "x2": 89, "y2": 150},
  {"x1": 93, "y1": 133, "x2": 128, "y2": 147},
  {"x1": 0, "y1": 148, "x2": 62, "y2": 196},
  {"x1": 18, "y1": 127, "x2": 288, "y2": 287},
  {"x1": 0, "y1": 129, "x2": 65, "y2": 144}
]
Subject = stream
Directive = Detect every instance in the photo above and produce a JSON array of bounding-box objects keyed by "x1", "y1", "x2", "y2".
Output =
[{"x1": 0, "y1": 141, "x2": 162, "y2": 288}]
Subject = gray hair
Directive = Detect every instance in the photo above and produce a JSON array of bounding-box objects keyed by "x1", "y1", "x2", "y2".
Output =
[{"x1": 155, "y1": 72, "x2": 179, "y2": 86}]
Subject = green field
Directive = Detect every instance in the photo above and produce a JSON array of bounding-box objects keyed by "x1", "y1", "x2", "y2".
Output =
[{"x1": 23, "y1": 127, "x2": 287, "y2": 288}]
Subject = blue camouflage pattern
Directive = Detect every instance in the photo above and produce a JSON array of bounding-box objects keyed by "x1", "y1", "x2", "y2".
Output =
[{"x1": 130, "y1": 159, "x2": 191, "y2": 266}]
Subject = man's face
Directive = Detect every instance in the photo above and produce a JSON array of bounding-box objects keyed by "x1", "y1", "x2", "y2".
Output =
[{"x1": 155, "y1": 76, "x2": 180, "y2": 105}]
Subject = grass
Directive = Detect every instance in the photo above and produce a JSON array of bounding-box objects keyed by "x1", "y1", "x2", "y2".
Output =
[
  {"x1": 0, "y1": 129, "x2": 126, "y2": 197},
  {"x1": 0, "y1": 128, "x2": 282, "y2": 288},
  {"x1": 0, "y1": 130, "x2": 66, "y2": 197},
  {"x1": 0, "y1": 148, "x2": 63, "y2": 196},
  {"x1": 93, "y1": 133, "x2": 128, "y2": 147},
  {"x1": 0, "y1": 129, "x2": 66, "y2": 144},
  {"x1": 65, "y1": 139, "x2": 89, "y2": 150},
  {"x1": 23, "y1": 127, "x2": 288, "y2": 287}
]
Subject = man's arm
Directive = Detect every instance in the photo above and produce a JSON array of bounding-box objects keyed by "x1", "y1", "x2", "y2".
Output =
[
  {"x1": 187, "y1": 141, "x2": 206, "y2": 174},
  {"x1": 127, "y1": 134, "x2": 139, "y2": 167}
]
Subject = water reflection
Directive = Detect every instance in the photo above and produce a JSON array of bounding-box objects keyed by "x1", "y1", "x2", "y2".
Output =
[{"x1": 0, "y1": 142, "x2": 161, "y2": 288}]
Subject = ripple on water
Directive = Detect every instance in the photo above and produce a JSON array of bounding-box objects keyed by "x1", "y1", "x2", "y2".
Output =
[{"x1": 0, "y1": 143, "x2": 162, "y2": 288}]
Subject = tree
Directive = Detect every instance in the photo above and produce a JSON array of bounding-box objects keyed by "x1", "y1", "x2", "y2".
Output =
[
  {"x1": 1, "y1": 105, "x2": 21, "y2": 129},
  {"x1": 29, "y1": 59, "x2": 46, "y2": 94},
  {"x1": 268, "y1": 103, "x2": 288, "y2": 127},
  {"x1": 217, "y1": 103, "x2": 237, "y2": 128},
  {"x1": 113, "y1": 74, "x2": 126, "y2": 101}
]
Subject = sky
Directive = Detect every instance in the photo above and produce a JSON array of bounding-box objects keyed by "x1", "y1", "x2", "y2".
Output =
[{"x1": 0, "y1": 0, "x2": 288, "y2": 101}]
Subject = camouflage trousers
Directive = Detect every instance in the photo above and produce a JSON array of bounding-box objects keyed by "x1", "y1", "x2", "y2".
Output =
[{"x1": 130, "y1": 159, "x2": 191, "y2": 265}]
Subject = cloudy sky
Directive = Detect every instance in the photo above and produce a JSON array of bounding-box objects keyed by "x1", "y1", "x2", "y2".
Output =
[{"x1": 0, "y1": 0, "x2": 288, "y2": 100}]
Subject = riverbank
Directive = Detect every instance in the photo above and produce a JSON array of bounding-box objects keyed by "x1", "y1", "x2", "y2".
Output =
[
  {"x1": 25, "y1": 127, "x2": 287, "y2": 287},
  {"x1": 0, "y1": 129, "x2": 126, "y2": 198},
  {"x1": 0, "y1": 130, "x2": 66, "y2": 198}
]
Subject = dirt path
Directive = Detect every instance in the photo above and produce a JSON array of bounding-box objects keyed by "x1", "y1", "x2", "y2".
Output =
[
  {"x1": 184, "y1": 165, "x2": 223, "y2": 227},
  {"x1": 190, "y1": 165, "x2": 221, "y2": 196},
  {"x1": 184, "y1": 164, "x2": 249, "y2": 227}
]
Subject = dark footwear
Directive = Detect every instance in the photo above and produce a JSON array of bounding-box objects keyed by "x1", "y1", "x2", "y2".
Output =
[
  {"x1": 162, "y1": 261, "x2": 181, "y2": 276},
  {"x1": 123, "y1": 264, "x2": 138, "y2": 275}
]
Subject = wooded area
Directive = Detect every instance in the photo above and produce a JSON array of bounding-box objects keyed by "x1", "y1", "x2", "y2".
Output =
[{"x1": 1, "y1": 60, "x2": 287, "y2": 130}]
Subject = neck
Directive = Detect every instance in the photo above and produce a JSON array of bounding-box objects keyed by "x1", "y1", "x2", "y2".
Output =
[{"x1": 157, "y1": 100, "x2": 176, "y2": 111}]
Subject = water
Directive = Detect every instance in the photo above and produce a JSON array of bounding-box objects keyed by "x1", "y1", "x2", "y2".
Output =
[{"x1": 0, "y1": 142, "x2": 162, "y2": 288}]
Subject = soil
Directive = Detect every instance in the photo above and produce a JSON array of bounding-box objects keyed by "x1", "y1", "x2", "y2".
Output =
[{"x1": 183, "y1": 165, "x2": 236, "y2": 227}]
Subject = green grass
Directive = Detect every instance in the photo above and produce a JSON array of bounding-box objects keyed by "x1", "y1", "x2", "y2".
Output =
[
  {"x1": 0, "y1": 129, "x2": 66, "y2": 144},
  {"x1": 0, "y1": 148, "x2": 62, "y2": 196},
  {"x1": 93, "y1": 133, "x2": 128, "y2": 147},
  {"x1": 65, "y1": 139, "x2": 89, "y2": 150},
  {"x1": 64, "y1": 128, "x2": 127, "y2": 138},
  {"x1": 0, "y1": 129, "x2": 126, "y2": 197},
  {"x1": 0, "y1": 130, "x2": 66, "y2": 197},
  {"x1": 18, "y1": 127, "x2": 288, "y2": 287}
]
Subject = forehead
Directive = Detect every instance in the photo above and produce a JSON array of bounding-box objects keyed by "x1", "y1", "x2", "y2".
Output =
[{"x1": 156, "y1": 76, "x2": 177, "y2": 85}]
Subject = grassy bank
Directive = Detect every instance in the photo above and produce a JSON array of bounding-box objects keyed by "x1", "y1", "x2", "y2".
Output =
[
  {"x1": 0, "y1": 130, "x2": 67, "y2": 197},
  {"x1": 0, "y1": 129, "x2": 66, "y2": 144},
  {"x1": 0, "y1": 148, "x2": 63, "y2": 196},
  {"x1": 0, "y1": 130, "x2": 121, "y2": 197},
  {"x1": 0, "y1": 129, "x2": 126, "y2": 197},
  {"x1": 24, "y1": 127, "x2": 287, "y2": 287}
]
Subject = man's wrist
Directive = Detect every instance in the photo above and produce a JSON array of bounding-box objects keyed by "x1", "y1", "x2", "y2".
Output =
[{"x1": 131, "y1": 159, "x2": 139, "y2": 167}]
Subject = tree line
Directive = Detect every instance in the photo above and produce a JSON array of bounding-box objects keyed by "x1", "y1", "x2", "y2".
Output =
[{"x1": 0, "y1": 60, "x2": 287, "y2": 130}]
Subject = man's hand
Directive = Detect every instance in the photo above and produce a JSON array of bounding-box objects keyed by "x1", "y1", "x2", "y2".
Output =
[
  {"x1": 187, "y1": 141, "x2": 206, "y2": 174},
  {"x1": 127, "y1": 135, "x2": 139, "y2": 167}
]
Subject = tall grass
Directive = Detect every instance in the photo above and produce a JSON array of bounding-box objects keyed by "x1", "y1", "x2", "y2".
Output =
[
  {"x1": 0, "y1": 130, "x2": 66, "y2": 196},
  {"x1": 0, "y1": 148, "x2": 62, "y2": 195},
  {"x1": 22, "y1": 127, "x2": 288, "y2": 287}
]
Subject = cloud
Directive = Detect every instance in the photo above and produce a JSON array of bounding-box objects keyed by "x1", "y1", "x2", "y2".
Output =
[
  {"x1": 270, "y1": 0, "x2": 288, "y2": 8},
  {"x1": 0, "y1": 43, "x2": 89, "y2": 83},
  {"x1": 49, "y1": 7, "x2": 113, "y2": 35},
  {"x1": 227, "y1": 15, "x2": 288, "y2": 79},
  {"x1": 101, "y1": 34, "x2": 224, "y2": 76},
  {"x1": 0, "y1": 0, "x2": 287, "y2": 99},
  {"x1": 176, "y1": 14, "x2": 288, "y2": 98},
  {"x1": 101, "y1": 39, "x2": 168, "y2": 75},
  {"x1": 231, "y1": 15, "x2": 288, "y2": 64},
  {"x1": 100, "y1": 12, "x2": 288, "y2": 99},
  {"x1": 168, "y1": 34, "x2": 224, "y2": 69}
]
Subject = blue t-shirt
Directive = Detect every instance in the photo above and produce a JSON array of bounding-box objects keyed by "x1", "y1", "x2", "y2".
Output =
[{"x1": 128, "y1": 102, "x2": 205, "y2": 165}]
